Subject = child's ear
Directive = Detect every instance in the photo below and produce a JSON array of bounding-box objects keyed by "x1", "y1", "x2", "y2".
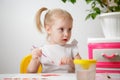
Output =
[{"x1": 45, "y1": 25, "x2": 51, "y2": 34}]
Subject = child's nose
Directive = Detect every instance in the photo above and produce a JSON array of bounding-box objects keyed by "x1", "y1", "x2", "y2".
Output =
[{"x1": 64, "y1": 31, "x2": 69, "y2": 37}]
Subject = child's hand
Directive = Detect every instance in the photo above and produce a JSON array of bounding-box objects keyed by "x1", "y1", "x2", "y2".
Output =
[
  {"x1": 31, "y1": 48, "x2": 42, "y2": 60},
  {"x1": 60, "y1": 56, "x2": 73, "y2": 65}
]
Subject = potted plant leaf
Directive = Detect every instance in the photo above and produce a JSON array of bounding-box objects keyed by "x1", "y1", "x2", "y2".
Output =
[{"x1": 62, "y1": 0, "x2": 120, "y2": 38}]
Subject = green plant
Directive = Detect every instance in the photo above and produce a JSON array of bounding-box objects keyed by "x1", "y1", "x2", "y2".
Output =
[{"x1": 62, "y1": 0, "x2": 120, "y2": 20}]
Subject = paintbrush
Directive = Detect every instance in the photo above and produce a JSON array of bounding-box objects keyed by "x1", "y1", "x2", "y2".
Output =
[{"x1": 32, "y1": 45, "x2": 54, "y2": 63}]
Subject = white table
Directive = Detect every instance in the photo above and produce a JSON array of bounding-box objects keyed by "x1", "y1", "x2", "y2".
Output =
[{"x1": 0, "y1": 73, "x2": 120, "y2": 80}]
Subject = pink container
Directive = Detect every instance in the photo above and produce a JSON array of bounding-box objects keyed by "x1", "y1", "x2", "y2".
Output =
[{"x1": 88, "y1": 38, "x2": 120, "y2": 73}]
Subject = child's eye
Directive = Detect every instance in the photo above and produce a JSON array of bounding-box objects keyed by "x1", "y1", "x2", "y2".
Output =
[
  {"x1": 69, "y1": 28, "x2": 71, "y2": 31},
  {"x1": 68, "y1": 28, "x2": 72, "y2": 32},
  {"x1": 59, "y1": 28, "x2": 64, "y2": 32}
]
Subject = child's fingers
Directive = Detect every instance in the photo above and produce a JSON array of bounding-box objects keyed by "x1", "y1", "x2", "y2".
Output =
[
  {"x1": 31, "y1": 48, "x2": 42, "y2": 59},
  {"x1": 59, "y1": 57, "x2": 64, "y2": 65},
  {"x1": 60, "y1": 57, "x2": 71, "y2": 65},
  {"x1": 38, "y1": 49, "x2": 42, "y2": 57}
]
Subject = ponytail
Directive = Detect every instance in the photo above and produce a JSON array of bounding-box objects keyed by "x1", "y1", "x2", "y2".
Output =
[{"x1": 36, "y1": 7, "x2": 47, "y2": 32}]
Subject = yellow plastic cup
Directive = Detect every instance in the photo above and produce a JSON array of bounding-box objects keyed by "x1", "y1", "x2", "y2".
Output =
[
  {"x1": 74, "y1": 59, "x2": 96, "y2": 80},
  {"x1": 74, "y1": 59, "x2": 96, "y2": 69}
]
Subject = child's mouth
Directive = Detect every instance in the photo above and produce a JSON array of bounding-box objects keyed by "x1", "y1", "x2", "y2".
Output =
[{"x1": 63, "y1": 39, "x2": 68, "y2": 42}]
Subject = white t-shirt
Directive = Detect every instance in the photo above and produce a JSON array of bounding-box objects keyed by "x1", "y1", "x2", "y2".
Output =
[{"x1": 40, "y1": 39, "x2": 79, "y2": 73}]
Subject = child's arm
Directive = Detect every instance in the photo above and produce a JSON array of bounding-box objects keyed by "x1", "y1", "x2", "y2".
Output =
[
  {"x1": 60, "y1": 53, "x2": 81, "y2": 72},
  {"x1": 70, "y1": 53, "x2": 81, "y2": 69},
  {"x1": 27, "y1": 58, "x2": 41, "y2": 73},
  {"x1": 27, "y1": 48, "x2": 42, "y2": 73},
  {"x1": 60, "y1": 53, "x2": 81, "y2": 64}
]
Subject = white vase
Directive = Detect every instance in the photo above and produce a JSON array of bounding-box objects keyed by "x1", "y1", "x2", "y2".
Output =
[{"x1": 99, "y1": 12, "x2": 120, "y2": 38}]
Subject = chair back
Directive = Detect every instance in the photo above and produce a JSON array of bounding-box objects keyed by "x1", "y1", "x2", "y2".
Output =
[{"x1": 20, "y1": 54, "x2": 42, "y2": 73}]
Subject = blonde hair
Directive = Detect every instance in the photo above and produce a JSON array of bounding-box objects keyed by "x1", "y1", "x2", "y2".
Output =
[{"x1": 36, "y1": 7, "x2": 73, "y2": 33}]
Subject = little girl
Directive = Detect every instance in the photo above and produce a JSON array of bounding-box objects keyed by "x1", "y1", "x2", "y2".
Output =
[{"x1": 27, "y1": 7, "x2": 81, "y2": 73}]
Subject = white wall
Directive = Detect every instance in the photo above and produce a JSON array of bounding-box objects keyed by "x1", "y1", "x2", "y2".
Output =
[{"x1": 0, "y1": 0, "x2": 104, "y2": 73}]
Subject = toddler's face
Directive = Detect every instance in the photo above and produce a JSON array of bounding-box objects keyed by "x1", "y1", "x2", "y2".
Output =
[{"x1": 48, "y1": 18, "x2": 73, "y2": 45}]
